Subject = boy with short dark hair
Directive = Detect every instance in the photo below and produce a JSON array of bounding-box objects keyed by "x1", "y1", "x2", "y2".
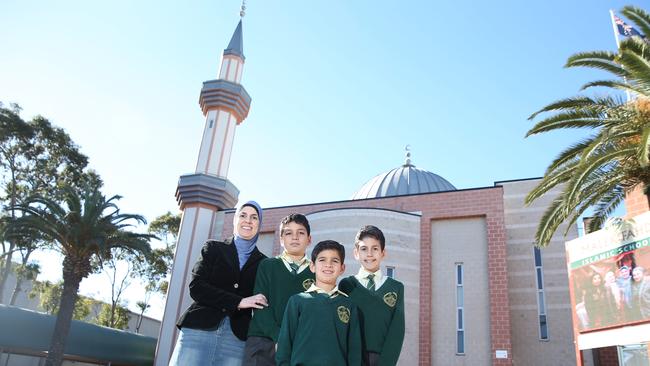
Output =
[
  {"x1": 339, "y1": 225, "x2": 405, "y2": 366},
  {"x1": 276, "y1": 240, "x2": 361, "y2": 366},
  {"x1": 244, "y1": 213, "x2": 315, "y2": 365}
]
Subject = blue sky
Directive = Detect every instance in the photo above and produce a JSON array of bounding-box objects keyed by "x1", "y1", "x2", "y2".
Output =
[{"x1": 0, "y1": 1, "x2": 634, "y2": 318}]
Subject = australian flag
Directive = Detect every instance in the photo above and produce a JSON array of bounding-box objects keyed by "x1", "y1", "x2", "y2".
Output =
[{"x1": 614, "y1": 15, "x2": 643, "y2": 37}]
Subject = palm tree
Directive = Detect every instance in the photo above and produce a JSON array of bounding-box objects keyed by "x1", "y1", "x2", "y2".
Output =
[
  {"x1": 11, "y1": 184, "x2": 153, "y2": 366},
  {"x1": 526, "y1": 6, "x2": 650, "y2": 247},
  {"x1": 135, "y1": 298, "x2": 151, "y2": 333}
]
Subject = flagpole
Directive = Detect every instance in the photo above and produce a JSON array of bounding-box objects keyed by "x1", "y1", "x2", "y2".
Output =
[
  {"x1": 609, "y1": 9, "x2": 631, "y2": 101},
  {"x1": 609, "y1": 9, "x2": 622, "y2": 48}
]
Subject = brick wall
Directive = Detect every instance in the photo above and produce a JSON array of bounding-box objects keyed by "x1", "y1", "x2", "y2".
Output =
[
  {"x1": 625, "y1": 184, "x2": 650, "y2": 219},
  {"x1": 596, "y1": 346, "x2": 619, "y2": 366},
  {"x1": 223, "y1": 187, "x2": 512, "y2": 365}
]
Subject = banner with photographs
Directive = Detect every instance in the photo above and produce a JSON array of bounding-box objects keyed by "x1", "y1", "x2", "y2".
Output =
[{"x1": 566, "y1": 213, "x2": 650, "y2": 332}]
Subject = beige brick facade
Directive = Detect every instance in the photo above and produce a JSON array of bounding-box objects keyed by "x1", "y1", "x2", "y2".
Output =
[{"x1": 497, "y1": 179, "x2": 578, "y2": 366}]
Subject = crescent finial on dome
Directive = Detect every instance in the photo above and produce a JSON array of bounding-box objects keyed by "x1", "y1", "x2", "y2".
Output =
[{"x1": 404, "y1": 145, "x2": 413, "y2": 167}]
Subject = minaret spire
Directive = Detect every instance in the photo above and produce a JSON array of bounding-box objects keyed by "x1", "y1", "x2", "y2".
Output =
[
  {"x1": 224, "y1": 20, "x2": 244, "y2": 59},
  {"x1": 224, "y1": 0, "x2": 245, "y2": 59}
]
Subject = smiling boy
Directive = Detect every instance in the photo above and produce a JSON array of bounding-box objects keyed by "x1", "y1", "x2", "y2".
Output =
[
  {"x1": 276, "y1": 240, "x2": 361, "y2": 366},
  {"x1": 339, "y1": 225, "x2": 405, "y2": 366},
  {"x1": 244, "y1": 214, "x2": 315, "y2": 365}
]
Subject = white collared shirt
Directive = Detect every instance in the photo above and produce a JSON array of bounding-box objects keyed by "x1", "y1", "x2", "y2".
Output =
[
  {"x1": 305, "y1": 283, "x2": 348, "y2": 298},
  {"x1": 279, "y1": 250, "x2": 310, "y2": 274},
  {"x1": 355, "y1": 267, "x2": 386, "y2": 290}
]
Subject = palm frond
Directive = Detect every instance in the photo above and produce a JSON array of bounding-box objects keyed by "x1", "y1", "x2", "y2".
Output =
[
  {"x1": 588, "y1": 185, "x2": 626, "y2": 232},
  {"x1": 617, "y1": 50, "x2": 650, "y2": 96},
  {"x1": 565, "y1": 51, "x2": 628, "y2": 78},
  {"x1": 526, "y1": 111, "x2": 605, "y2": 137},
  {"x1": 545, "y1": 137, "x2": 596, "y2": 174},
  {"x1": 565, "y1": 147, "x2": 637, "y2": 207},
  {"x1": 619, "y1": 36, "x2": 650, "y2": 60},
  {"x1": 579, "y1": 134, "x2": 608, "y2": 161},
  {"x1": 563, "y1": 171, "x2": 625, "y2": 235},
  {"x1": 534, "y1": 196, "x2": 569, "y2": 247},
  {"x1": 622, "y1": 6, "x2": 650, "y2": 42},
  {"x1": 580, "y1": 80, "x2": 648, "y2": 96},
  {"x1": 526, "y1": 162, "x2": 578, "y2": 204},
  {"x1": 638, "y1": 123, "x2": 650, "y2": 166},
  {"x1": 528, "y1": 96, "x2": 619, "y2": 120}
]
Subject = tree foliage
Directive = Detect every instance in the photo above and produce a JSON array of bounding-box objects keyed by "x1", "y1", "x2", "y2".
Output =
[
  {"x1": 29, "y1": 280, "x2": 93, "y2": 321},
  {"x1": 134, "y1": 211, "x2": 180, "y2": 296},
  {"x1": 99, "y1": 247, "x2": 136, "y2": 330},
  {"x1": 9, "y1": 261, "x2": 40, "y2": 304},
  {"x1": 29, "y1": 279, "x2": 132, "y2": 330},
  {"x1": 526, "y1": 6, "x2": 650, "y2": 247},
  {"x1": 0, "y1": 102, "x2": 89, "y2": 303},
  {"x1": 147, "y1": 211, "x2": 181, "y2": 243},
  {"x1": 95, "y1": 302, "x2": 130, "y2": 330}
]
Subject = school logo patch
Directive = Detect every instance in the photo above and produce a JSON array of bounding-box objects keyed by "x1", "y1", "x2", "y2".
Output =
[
  {"x1": 383, "y1": 292, "x2": 398, "y2": 308},
  {"x1": 337, "y1": 306, "x2": 350, "y2": 324},
  {"x1": 302, "y1": 278, "x2": 314, "y2": 290}
]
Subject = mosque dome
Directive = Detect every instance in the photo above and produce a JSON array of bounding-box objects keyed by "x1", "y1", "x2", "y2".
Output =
[{"x1": 351, "y1": 148, "x2": 456, "y2": 200}]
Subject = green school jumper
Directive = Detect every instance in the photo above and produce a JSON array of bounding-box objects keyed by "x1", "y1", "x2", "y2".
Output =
[
  {"x1": 339, "y1": 276, "x2": 405, "y2": 366},
  {"x1": 248, "y1": 257, "x2": 315, "y2": 342},
  {"x1": 276, "y1": 292, "x2": 362, "y2": 366}
]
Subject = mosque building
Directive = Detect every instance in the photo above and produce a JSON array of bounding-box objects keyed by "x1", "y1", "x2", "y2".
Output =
[{"x1": 154, "y1": 17, "x2": 583, "y2": 366}]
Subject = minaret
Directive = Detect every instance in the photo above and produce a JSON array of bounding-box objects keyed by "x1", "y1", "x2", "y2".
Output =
[
  {"x1": 194, "y1": 19, "x2": 248, "y2": 178},
  {"x1": 153, "y1": 14, "x2": 251, "y2": 365}
]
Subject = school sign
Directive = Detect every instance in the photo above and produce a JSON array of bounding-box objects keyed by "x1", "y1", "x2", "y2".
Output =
[
  {"x1": 565, "y1": 212, "x2": 650, "y2": 358},
  {"x1": 570, "y1": 237, "x2": 650, "y2": 270}
]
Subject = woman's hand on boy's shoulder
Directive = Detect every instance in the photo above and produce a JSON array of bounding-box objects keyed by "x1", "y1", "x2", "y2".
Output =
[{"x1": 238, "y1": 293, "x2": 268, "y2": 310}]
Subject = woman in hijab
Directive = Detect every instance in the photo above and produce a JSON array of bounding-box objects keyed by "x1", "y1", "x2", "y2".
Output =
[
  {"x1": 170, "y1": 201, "x2": 269, "y2": 366},
  {"x1": 583, "y1": 273, "x2": 607, "y2": 329}
]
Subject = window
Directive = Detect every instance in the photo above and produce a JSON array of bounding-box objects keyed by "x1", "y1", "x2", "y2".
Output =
[
  {"x1": 209, "y1": 119, "x2": 214, "y2": 128},
  {"x1": 534, "y1": 247, "x2": 542, "y2": 267},
  {"x1": 386, "y1": 266, "x2": 395, "y2": 279},
  {"x1": 456, "y1": 263, "x2": 465, "y2": 354},
  {"x1": 533, "y1": 247, "x2": 549, "y2": 340}
]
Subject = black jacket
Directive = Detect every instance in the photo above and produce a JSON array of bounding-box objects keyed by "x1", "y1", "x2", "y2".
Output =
[{"x1": 176, "y1": 238, "x2": 267, "y2": 340}]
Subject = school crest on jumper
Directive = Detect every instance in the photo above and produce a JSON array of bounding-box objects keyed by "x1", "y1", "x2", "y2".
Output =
[
  {"x1": 383, "y1": 292, "x2": 398, "y2": 307},
  {"x1": 337, "y1": 306, "x2": 350, "y2": 324},
  {"x1": 302, "y1": 278, "x2": 314, "y2": 290}
]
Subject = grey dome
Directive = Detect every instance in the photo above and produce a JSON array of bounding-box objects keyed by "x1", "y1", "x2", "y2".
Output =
[{"x1": 351, "y1": 160, "x2": 456, "y2": 200}]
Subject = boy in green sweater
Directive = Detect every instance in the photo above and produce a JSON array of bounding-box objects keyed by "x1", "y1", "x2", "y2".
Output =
[
  {"x1": 339, "y1": 225, "x2": 405, "y2": 366},
  {"x1": 276, "y1": 240, "x2": 362, "y2": 366},
  {"x1": 244, "y1": 214, "x2": 315, "y2": 365}
]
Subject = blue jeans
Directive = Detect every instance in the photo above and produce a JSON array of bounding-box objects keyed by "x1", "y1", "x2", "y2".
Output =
[{"x1": 169, "y1": 317, "x2": 245, "y2": 366}]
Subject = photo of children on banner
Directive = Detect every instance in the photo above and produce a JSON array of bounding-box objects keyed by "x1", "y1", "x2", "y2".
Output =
[{"x1": 573, "y1": 249, "x2": 650, "y2": 331}]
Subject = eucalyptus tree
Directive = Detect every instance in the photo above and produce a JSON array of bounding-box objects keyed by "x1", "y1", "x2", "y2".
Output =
[
  {"x1": 99, "y1": 247, "x2": 136, "y2": 329},
  {"x1": 12, "y1": 184, "x2": 153, "y2": 366},
  {"x1": 138, "y1": 211, "x2": 180, "y2": 294},
  {"x1": 96, "y1": 211, "x2": 177, "y2": 330},
  {"x1": 95, "y1": 301, "x2": 130, "y2": 330},
  {"x1": 29, "y1": 280, "x2": 94, "y2": 320},
  {"x1": 0, "y1": 103, "x2": 88, "y2": 302},
  {"x1": 526, "y1": 6, "x2": 650, "y2": 247},
  {"x1": 9, "y1": 262, "x2": 40, "y2": 304},
  {"x1": 122, "y1": 211, "x2": 179, "y2": 333}
]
